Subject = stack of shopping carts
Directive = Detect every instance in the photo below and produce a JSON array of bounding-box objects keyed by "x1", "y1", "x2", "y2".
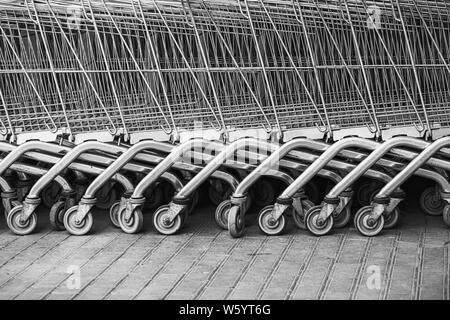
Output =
[{"x1": 0, "y1": 0, "x2": 449, "y2": 237}]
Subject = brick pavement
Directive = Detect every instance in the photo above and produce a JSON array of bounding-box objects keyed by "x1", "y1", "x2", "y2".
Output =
[{"x1": 0, "y1": 202, "x2": 449, "y2": 300}]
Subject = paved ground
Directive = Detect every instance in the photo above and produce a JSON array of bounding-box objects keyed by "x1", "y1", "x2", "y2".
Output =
[{"x1": 0, "y1": 200, "x2": 449, "y2": 300}]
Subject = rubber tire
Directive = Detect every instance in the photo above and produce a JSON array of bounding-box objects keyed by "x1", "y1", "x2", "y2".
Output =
[
  {"x1": 305, "y1": 205, "x2": 334, "y2": 236},
  {"x1": 257, "y1": 205, "x2": 286, "y2": 236},
  {"x1": 354, "y1": 206, "x2": 384, "y2": 237},
  {"x1": 63, "y1": 206, "x2": 93, "y2": 236},
  {"x1": 208, "y1": 180, "x2": 231, "y2": 206},
  {"x1": 7, "y1": 205, "x2": 37, "y2": 236},
  {"x1": 383, "y1": 209, "x2": 400, "y2": 229},
  {"x1": 152, "y1": 205, "x2": 182, "y2": 235},
  {"x1": 49, "y1": 201, "x2": 66, "y2": 231},
  {"x1": 228, "y1": 205, "x2": 245, "y2": 238},
  {"x1": 443, "y1": 205, "x2": 450, "y2": 228},
  {"x1": 215, "y1": 200, "x2": 232, "y2": 230},
  {"x1": 252, "y1": 179, "x2": 276, "y2": 207},
  {"x1": 119, "y1": 207, "x2": 144, "y2": 234},
  {"x1": 95, "y1": 186, "x2": 117, "y2": 210},
  {"x1": 109, "y1": 201, "x2": 121, "y2": 228},
  {"x1": 144, "y1": 186, "x2": 164, "y2": 210},
  {"x1": 42, "y1": 182, "x2": 62, "y2": 208},
  {"x1": 293, "y1": 199, "x2": 314, "y2": 230},
  {"x1": 419, "y1": 186, "x2": 445, "y2": 216},
  {"x1": 333, "y1": 205, "x2": 352, "y2": 229}
]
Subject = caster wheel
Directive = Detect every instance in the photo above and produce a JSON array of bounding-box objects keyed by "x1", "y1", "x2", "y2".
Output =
[
  {"x1": 109, "y1": 201, "x2": 121, "y2": 228},
  {"x1": 252, "y1": 179, "x2": 275, "y2": 207},
  {"x1": 119, "y1": 207, "x2": 143, "y2": 234},
  {"x1": 208, "y1": 182, "x2": 232, "y2": 206},
  {"x1": 143, "y1": 186, "x2": 164, "y2": 210},
  {"x1": 442, "y1": 205, "x2": 450, "y2": 228},
  {"x1": 49, "y1": 201, "x2": 66, "y2": 231},
  {"x1": 356, "y1": 181, "x2": 381, "y2": 207},
  {"x1": 305, "y1": 206, "x2": 334, "y2": 236},
  {"x1": 162, "y1": 182, "x2": 175, "y2": 203},
  {"x1": 383, "y1": 209, "x2": 400, "y2": 229},
  {"x1": 305, "y1": 181, "x2": 320, "y2": 204},
  {"x1": 333, "y1": 205, "x2": 352, "y2": 229},
  {"x1": 293, "y1": 199, "x2": 314, "y2": 230},
  {"x1": 419, "y1": 186, "x2": 445, "y2": 216},
  {"x1": 258, "y1": 205, "x2": 286, "y2": 236},
  {"x1": 63, "y1": 206, "x2": 93, "y2": 236},
  {"x1": 215, "y1": 200, "x2": 232, "y2": 230},
  {"x1": 7, "y1": 205, "x2": 37, "y2": 236},
  {"x1": 354, "y1": 206, "x2": 384, "y2": 237},
  {"x1": 95, "y1": 185, "x2": 117, "y2": 210},
  {"x1": 42, "y1": 182, "x2": 62, "y2": 208},
  {"x1": 228, "y1": 205, "x2": 245, "y2": 238},
  {"x1": 153, "y1": 205, "x2": 182, "y2": 235},
  {"x1": 187, "y1": 191, "x2": 200, "y2": 215}
]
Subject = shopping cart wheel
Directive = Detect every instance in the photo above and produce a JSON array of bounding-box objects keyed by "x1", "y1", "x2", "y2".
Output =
[
  {"x1": 208, "y1": 180, "x2": 232, "y2": 206},
  {"x1": 7, "y1": 205, "x2": 37, "y2": 236},
  {"x1": 257, "y1": 205, "x2": 285, "y2": 236},
  {"x1": 109, "y1": 201, "x2": 121, "y2": 228},
  {"x1": 118, "y1": 207, "x2": 143, "y2": 234},
  {"x1": 42, "y1": 182, "x2": 62, "y2": 208},
  {"x1": 153, "y1": 205, "x2": 182, "y2": 235},
  {"x1": 305, "y1": 206, "x2": 333, "y2": 236},
  {"x1": 356, "y1": 181, "x2": 378, "y2": 206},
  {"x1": 49, "y1": 201, "x2": 66, "y2": 231},
  {"x1": 252, "y1": 179, "x2": 275, "y2": 207},
  {"x1": 187, "y1": 191, "x2": 200, "y2": 215},
  {"x1": 333, "y1": 205, "x2": 352, "y2": 229},
  {"x1": 143, "y1": 186, "x2": 164, "y2": 210},
  {"x1": 443, "y1": 205, "x2": 450, "y2": 228},
  {"x1": 64, "y1": 206, "x2": 93, "y2": 236},
  {"x1": 95, "y1": 185, "x2": 117, "y2": 210},
  {"x1": 228, "y1": 205, "x2": 245, "y2": 238},
  {"x1": 383, "y1": 209, "x2": 400, "y2": 229},
  {"x1": 215, "y1": 199, "x2": 232, "y2": 230},
  {"x1": 354, "y1": 206, "x2": 384, "y2": 237},
  {"x1": 293, "y1": 199, "x2": 314, "y2": 230},
  {"x1": 419, "y1": 186, "x2": 445, "y2": 216}
]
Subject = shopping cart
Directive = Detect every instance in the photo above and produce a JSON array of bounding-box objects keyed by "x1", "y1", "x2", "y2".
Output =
[{"x1": 0, "y1": 0, "x2": 449, "y2": 238}]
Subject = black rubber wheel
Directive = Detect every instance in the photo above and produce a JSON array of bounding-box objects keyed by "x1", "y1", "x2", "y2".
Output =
[
  {"x1": 251, "y1": 179, "x2": 276, "y2": 207},
  {"x1": 419, "y1": 186, "x2": 445, "y2": 216},
  {"x1": 333, "y1": 205, "x2": 352, "y2": 229},
  {"x1": 305, "y1": 205, "x2": 333, "y2": 236},
  {"x1": 7, "y1": 205, "x2": 37, "y2": 236},
  {"x1": 354, "y1": 206, "x2": 384, "y2": 237},
  {"x1": 42, "y1": 182, "x2": 62, "y2": 208},
  {"x1": 119, "y1": 207, "x2": 144, "y2": 234},
  {"x1": 63, "y1": 206, "x2": 93, "y2": 236},
  {"x1": 292, "y1": 199, "x2": 314, "y2": 230},
  {"x1": 215, "y1": 200, "x2": 232, "y2": 230},
  {"x1": 257, "y1": 205, "x2": 286, "y2": 236},
  {"x1": 95, "y1": 185, "x2": 117, "y2": 210},
  {"x1": 152, "y1": 205, "x2": 182, "y2": 235},
  {"x1": 228, "y1": 205, "x2": 245, "y2": 238},
  {"x1": 49, "y1": 201, "x2": 66, "y2": 231}
]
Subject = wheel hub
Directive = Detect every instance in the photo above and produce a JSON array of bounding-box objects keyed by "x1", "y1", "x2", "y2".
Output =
[
  {"x1": 267, "y1": 218, "x2": 277, "y2": 227},
  {"x1": 316, "y1": 218, "x2": 324, "y2": 227},
  {"x1": 367, "y1": 218, "x2": 376, "y2": 227},
  {"x1": 162, "y1": 216, "x2": 172, "y2": 227}
]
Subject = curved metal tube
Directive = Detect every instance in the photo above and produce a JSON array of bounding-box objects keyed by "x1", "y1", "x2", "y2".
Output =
[
  {"x1": 325, "y1": 137, "x2": 450, "y2": 200},
  {"x1": 170, "y1": 138, "x2": 267, "y2": 201},
  {"x1": 375, "y1": 137, "x2": 450, "y2": 199},
  {"x1": 81, "y1": 140, "x2": 186, "y2": 199},
  {"x1": 131, "y1": 138, "x2": 215, "y2": 199},
  {"x1": 22, "y1": 141, "x2": 122, "y2": 200}
]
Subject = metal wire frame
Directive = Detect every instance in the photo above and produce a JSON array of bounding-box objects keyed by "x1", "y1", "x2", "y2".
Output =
[{"x1": 0, "y1": 0, "x2": 449, "y2": 143}]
